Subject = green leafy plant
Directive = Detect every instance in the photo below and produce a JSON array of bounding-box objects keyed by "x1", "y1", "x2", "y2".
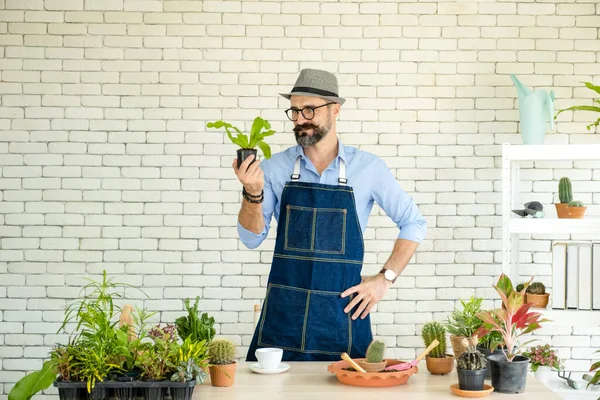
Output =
[
  {"x1": 587, "y1": 350, "x2": 600, "y2": 387},
  {"x1": 522, "y1": 344, "x2": 563, "y2": 372},
  {"x1": 365, "y1": 340, "x2": 386, "y2": 363},
  {"x1": 137, "y1": 324, "x2": 179, "y2": 381},
  {"x1": 555, "y1": 81, "x2": 600, "y2": 131},
  {"x1": 446, "y1": 296, "x2": 484, "y2": 338},
  {"x1": 175, "y1": 297, "x2": 216, "y2": 344},
  {"x1": 206, "y1": 117, "x2": 275, "y2": 159},
  {"x1": 475, "y1": 274, "x2": 550, "y2": 362},
  {"x1": 457, "y1": 346, "x2": 487, "y2": 371},
  {"x1": 478, "y1": 326, "x2": 504, "y2": 352},
  {"x1": 8, "y1": 360, "x2": 58, "y2": 400},
  {"x1": 422, "y1": 321, "x2": 448, "y2": 358},
  {"x1": 170, "y1": 359, "x2": 203, "y2": 384}
]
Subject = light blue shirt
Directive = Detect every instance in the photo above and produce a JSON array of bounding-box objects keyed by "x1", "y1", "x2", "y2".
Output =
[{"x1": 237, "y1": 140, "x2": 427, "y2": 249}]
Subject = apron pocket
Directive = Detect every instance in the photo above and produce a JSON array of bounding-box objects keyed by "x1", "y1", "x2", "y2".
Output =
[
  {"x1": 258, "y1": 284, "x2": 308, "y2": 352},
  {"x1": 304, "y1": 291, "x2": 351, "y2": 354},
  {"x1": 284, "y1": 205, "x2": 346, "y2": 254}
]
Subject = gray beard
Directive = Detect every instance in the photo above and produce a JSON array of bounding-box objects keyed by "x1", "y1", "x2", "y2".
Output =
[{"x1": 294, "y1": 118, "x2": 332, "y2": 148}]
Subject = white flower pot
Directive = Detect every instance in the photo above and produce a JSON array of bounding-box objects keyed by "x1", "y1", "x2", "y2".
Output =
[{"x1": 534, "y1": 366, "x2": 553, "y2": 383}]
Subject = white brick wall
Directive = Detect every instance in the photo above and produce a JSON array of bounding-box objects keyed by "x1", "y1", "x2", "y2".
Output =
[{"x1": 1, "y1": 1, "x2": 600, "y2": 397}]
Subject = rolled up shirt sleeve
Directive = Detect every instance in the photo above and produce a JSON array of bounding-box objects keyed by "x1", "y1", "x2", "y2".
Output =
[
  {"x1": 236, "y1": 163, "x2": 276, "y2": 249},
  {"x1": 371, "y1": 158, "x2": 427, "y2": 243}
]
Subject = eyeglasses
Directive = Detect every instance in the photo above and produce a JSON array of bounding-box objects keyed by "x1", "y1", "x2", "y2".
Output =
[{"x1": 284, "y1": 102, "x2": 335, "y2": 121}]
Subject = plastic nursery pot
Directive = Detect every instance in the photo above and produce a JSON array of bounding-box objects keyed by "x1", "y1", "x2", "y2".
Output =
[
  {"x1": 425, "y1": 355, "x2": 455, "y2": 375},
  {"x1": 476, "y1": 345, "x2": 505, "y2": 380},
  {"x1": 209, "y1": 362, "x2": 237, "y2": 387},
  {"x1": 236, "y1": 148, "x2": 258, "y2": 169},
  {"x1": 170, "y1": 385, "x2": 195, "y2": 400},
  {"x1": 525, "y1": 293, "x2": 549, "y2": 308},
  {"x1": 115, "y1": 375, "x2": 135, "y2": 400},
  {"x1": 488, "y1": 354, "x2": 530, "y2": 394},
  {"x1": 457, "y1": 368, "x2": 487, "y2": 391}
]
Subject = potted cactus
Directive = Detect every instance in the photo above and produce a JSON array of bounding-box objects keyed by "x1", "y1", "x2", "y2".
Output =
[
  {"x1": 525, "y1": 282, "x2": 550, "y2": 308},
  {"x1": 422, "y1": 321, "x2": 454, "y2": 375},
  {"x1": 555, "y1": 177, "x2": 587, "y2": 219},
  {"x1": 208, "y1": 339, "x2": 237, "y2": 387},
  {"x1": 567, "y1": 200, "x2": 587, "y2": 219},
  {"x1": 456, "y1": 346, "x2": 488, "y2": 391},
  {"x1": 358, "y1": 340, "x2": 387, "y2": 372}
]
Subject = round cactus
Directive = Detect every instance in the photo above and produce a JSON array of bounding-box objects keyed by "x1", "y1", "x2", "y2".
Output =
[
  {"x1": 422, "y1": 321, "x2": 447, "y2": 358},
  {"x1": 559, "y1": 177, "x2": 573, "y2": 204},
  {"x1": 568, "y1": 200, "x2": 584, "y2": 207},
  {"x1": 457, "y1": 346, "x2": 487, "y2": 370},
  {"x1": 526, "y1": 282, "x2": 546, "y2": 295},
  {"x1": 208, "y1": 339, "x2": 236, "y2": 365},
  {"x1": 366, "y1": 340, "x2": 386, "y2": 363}
]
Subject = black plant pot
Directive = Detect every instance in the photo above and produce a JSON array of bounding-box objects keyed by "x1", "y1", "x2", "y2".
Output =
[
  {"x1": 488, "y1": 354, "x2": 530, "y2": 394},
  {"x1": 457, "y1": 368, "x2": 487, "y2": 391},
  {"x1": 144, "y1": 387, "x2": 165, "y2": 400},
  {"x1": 114, "y1": 375, "x2": 134, "y2": 400},
  {"x1": 58, "y1": 387, "x2": 85, "y2": 400},
  {"x1": 170, "y1": 386, "x2": 194, "y2": 400},
  {"x1": 237, "y1": 148, "x2": 257, "y2": 169},
  {"x1": 88, "y1": 386, "x2": 107, "y2": 400},
  {"x1": 476, "y1": 345, "x2": 506, "y2": 380}
]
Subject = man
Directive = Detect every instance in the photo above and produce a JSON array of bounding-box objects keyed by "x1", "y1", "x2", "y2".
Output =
[{"x1": 233, "y1": 68, "x2": 427, "y2": 362}]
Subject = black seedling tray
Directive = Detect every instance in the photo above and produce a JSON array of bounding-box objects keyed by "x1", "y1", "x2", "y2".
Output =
[{"x1": 54, "y1": 379, "x2": 196, "y2": 400}]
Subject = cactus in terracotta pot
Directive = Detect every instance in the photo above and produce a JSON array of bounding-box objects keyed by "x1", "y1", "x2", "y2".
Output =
[
  {"x1": 525, "y1": 281, "x2": 550, "y2": 308},
  {"x1": 559, "y1": 177, "x2": 573, "y2": 204},
  {"x1": 358, "y1": 340, "x2": 387, "y2": 372},
  {"x1": 208, "y1": 339, "x2": 237, "y2": 387},
  {"x1": 422, "y1": 321, "x2": 454, "y2": 375}
]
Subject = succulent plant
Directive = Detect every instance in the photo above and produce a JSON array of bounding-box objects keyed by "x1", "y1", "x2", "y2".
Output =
[
  {"x1": 208, "y1": 339, "x2": 236, "y2": 365},
  {"x1": 366, "y1": 340, "x2": 386, "y2": 363},
  {"x1": 422, "y1": 321, "x2": 447, "y2": 358},
  {"x1": 457, "y1": 346, "x2": 487, "y2": 371},
  {"x1": 558, "y1": 177, "x2": 573, "y2": 204},
  {"x1": 526, "y1": 282, "x2": 546, "y2": 295},
  {"x1": 568, "y1": 200, "x2": 584, "y2": 207},
  {"x1": 516, "y1": 283, "x2": 525, "y2": 292}
]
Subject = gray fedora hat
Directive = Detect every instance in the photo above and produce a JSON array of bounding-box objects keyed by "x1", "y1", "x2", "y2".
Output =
[{"x1": 280, "y1": 68, "x2": 346, "y2": 105}]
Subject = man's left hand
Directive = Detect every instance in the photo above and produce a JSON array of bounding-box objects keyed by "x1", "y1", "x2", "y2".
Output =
[{"x1": 340, "y1": 274, "x2": 391, "y2": 320}]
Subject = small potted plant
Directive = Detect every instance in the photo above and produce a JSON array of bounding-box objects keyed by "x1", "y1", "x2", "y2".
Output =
[
  {"x1": 555, "y1": 177, "x2": 572, "y2": 218},
  {"x1": 422, "y1": 321, "x2": 454, "y2": 375},
  {"x1": 456, "y1": 346, "x2": 488, "y2": 391},
  {"x1": 208, "y1": 338, "x2": 237, "y2": 387},
  {"x1": 522, "y1": 344, "x2": 563, "y2": 383},
  {"x1": 525, "y1": 282, "x2": 550, "y2": 308},
  {"x1": 358, "y1": 340, "x2": 387, "y2": 373},
  {"x1": 206, "y1": 117, "x2": 275, "y2": 168},
  {"x1": 477, "y1": 326, "x2": 505, "y2": 380},
  {"x1": 446, "y1": 296, "x2": 483, "y2": 359},
  {"x1": 475, "y1": 274, "x2": 550, "y2": 394},
  {"x1": 567, "y1": 200, "x2": 587, "y2": 219}
]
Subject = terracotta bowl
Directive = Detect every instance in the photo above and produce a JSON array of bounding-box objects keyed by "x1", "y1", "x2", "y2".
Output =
[{"x1": 327, "y1": 358, "x2": 418, "y2": 387}]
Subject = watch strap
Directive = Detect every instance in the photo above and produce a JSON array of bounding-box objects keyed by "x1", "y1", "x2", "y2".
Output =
[{"x1": 379, "y1": 268, "x2": 397, "y2": 284}]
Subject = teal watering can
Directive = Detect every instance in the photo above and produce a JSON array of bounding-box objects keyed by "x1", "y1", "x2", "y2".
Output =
[{"x1": 510, "y1": 74, "x2": 555, "y2": 144}]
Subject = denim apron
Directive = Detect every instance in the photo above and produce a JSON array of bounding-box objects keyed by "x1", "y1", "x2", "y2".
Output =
[{"x1": 246, "y1": 156, "x2": 373, "y2": 361}]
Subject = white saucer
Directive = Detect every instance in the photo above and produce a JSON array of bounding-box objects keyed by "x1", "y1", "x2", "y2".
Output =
[{"x1": 248, "y1": 362, "x2": 290, "y2": 375}]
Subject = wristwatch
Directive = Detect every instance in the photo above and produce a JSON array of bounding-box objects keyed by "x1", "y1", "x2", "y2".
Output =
[{"x1": 379, "y1": 268, "x2": 397, "y2": 284}]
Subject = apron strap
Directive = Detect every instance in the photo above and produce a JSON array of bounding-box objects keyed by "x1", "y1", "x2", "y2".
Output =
[{"x1": 290, "y1": 155, "x2": 347, "y2": 185}]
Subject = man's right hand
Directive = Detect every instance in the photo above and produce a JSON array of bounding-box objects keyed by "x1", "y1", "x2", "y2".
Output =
[{"x1": 233, "y1": 154, "x2": 264, "y2": 196}]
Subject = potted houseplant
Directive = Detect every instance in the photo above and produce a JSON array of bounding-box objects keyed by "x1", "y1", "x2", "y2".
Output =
[
  {"x1": 477, "y1": 327, "x2": 505, "y2": 380},
  {"x1": 555, "y1": 177, "x2": 587, "y2": 219},
  {"x1": 525, "y1": 282, "x2": 550, "y2": 308},
  {"x1": 456, "y1": 345, "x2": 488, "y2": 391},
  {"x1": 170, "y1": 337, "x2": 210, "y2": 400},
  {"x1": 208, "y1": 338, "x2": 237, "y2": 387},
  {"x1": 175, "y1": 296, "x2": 216, "y2": 345},
  {"x1": 358, "y1": 340, "x2": 387, "y2": 373},
  {"x1": 475, "y1": 274, "x2": 550, "y2": 394},
  {"x1": 522, "y1": 344, "x2": 563, "y2": 383},
  {"x1": 206, "y1": 116, "x2": 275, "y2": 168},
  {"x1": 446, "y1": 296, "x2": 483, "y2": 359},
  {"x1": 567, "y1": 200, "x2": 587, "y2": 219},
  {"x1": 137, "y1": 323, "x2": 180, "y2": 400},
  {"x1": 422, "y1": 321, "x2": 454, "y2": 375}
]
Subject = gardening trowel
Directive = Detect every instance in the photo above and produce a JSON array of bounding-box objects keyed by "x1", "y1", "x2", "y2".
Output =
[{"x1": 383, "y1": 339, "x2": 440, "y2": 372}]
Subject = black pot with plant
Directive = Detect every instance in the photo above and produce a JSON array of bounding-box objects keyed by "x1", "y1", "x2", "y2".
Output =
[
  {"x1": 207, "y1": 117, "x2": 275, "y2": 168},
  {"x1": 477, "y1": 328, "x2": 505, "y2": 379},
  {"x1": 456, "y1": 346, "x2": 487, "y2": 391}
]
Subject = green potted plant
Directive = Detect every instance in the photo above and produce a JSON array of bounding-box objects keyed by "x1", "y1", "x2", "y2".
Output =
[
  {"x1": 208, "y1": 338, "x2": 237, "y2": 387},
  {"x1": 475, "y1": 274, "x2": 550, "y2": 394},
  {"x1": 584, "y1": 350, "x2": 600, "y2": 387},
  {"x1": 446, "y1": 296, "x2": 483, "y2": 359},
  {"x1": 525, "y1": 282, "x2": 550, "y2": 308},
  {"x1": 555, "y1": 81, "x2": 600, "y2": 132},
  {"x1": 358, "y1": 340, "x2": 387, "y2": 373},
  {"x1": 476, "y1": 326, "x2": 505, "y2": 380},
  {"x1": 206, "y1": 116, "x2": 275, "y2": 168},
  {"x1": 567, "y1": 200, "x2": 587, "y2": 219},
  {"x1": 422, "y1": 321, "x2": 454, "y2": 375},
  {"x1": 170, "y1": 337, "x2": 210, "y2": 400},
  {"x1": 522, "y1": 344, "x2": 563, "y2": 383},
  {"x1": 175, "y1": 296, "x2": 216, "y2": 345},
  {"x1": 456, "y1": 345, "x2": 488, "y2": 391},
  {"x1": 555, "y1": 177, "x2": 587, "y2": 219}
]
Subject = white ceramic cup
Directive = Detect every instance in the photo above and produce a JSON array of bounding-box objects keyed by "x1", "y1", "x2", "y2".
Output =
[{"x1": 255, "y1": 348, "x2": 283, "y2": 370}]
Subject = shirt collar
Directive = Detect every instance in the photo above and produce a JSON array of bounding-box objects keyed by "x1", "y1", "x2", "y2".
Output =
[{"x1": 295, "y1": 137, "x2": 347, "y2": 163}]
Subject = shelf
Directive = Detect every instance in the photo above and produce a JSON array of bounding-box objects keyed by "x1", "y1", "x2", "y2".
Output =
[
  {"x1": 509, "y1": 217, "x2": 600, "y2": 234},
  {"x1": 535, "y1": 308, "x2": 600, "y2": 326},
  {"x1": 503, "y1": 144, "x2": 600, "y2": 161}
]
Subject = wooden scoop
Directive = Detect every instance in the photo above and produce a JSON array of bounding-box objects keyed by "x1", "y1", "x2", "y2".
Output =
[
  {"x1": 384, "y1": 339, "x2": 439, "y2": 372},
  {"x1": 341, "y1": 352, "x2": 367, "y2": 373}
]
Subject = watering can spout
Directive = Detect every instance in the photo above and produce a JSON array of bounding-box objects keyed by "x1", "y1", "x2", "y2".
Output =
[{"x1": 510, "y1": 73, "x2": 531, "y2": 97}]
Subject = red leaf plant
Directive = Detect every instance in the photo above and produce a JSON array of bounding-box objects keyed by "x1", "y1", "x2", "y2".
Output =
[{"x1": 475, "y1": 274, "x2": 550, "y2": 362}]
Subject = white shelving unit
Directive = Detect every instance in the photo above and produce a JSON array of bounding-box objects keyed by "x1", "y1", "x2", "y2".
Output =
[{"x1": 502, "y1": 143, "x2": 600, "y2": 325}]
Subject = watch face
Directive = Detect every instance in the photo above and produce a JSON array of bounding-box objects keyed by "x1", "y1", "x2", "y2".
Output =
[{"x1": 384, "y1": 269, "x2": 396, "y2": 281}]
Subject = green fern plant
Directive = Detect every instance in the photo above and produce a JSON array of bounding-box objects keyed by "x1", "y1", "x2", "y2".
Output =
[
  {"x1": 555, "y1": 81, "x2": 600, "y2": 131},
  {"x1": 206, "y1": 116, "x2": 275, "y2": 159}
]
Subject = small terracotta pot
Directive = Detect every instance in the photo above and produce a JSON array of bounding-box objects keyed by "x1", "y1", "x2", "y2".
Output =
[
  {"x1": 568, "y1": 206, "x2": 586, "y2": 219},
  {"x1": 555, "y1": 203, "x2": 570, "y2": 218},
  {"x1": 526, "y1": 293, "x2": 549, "y2": 308},
  {"x1": 450, "y1": 335, "x2": 478, "y2": 360},
  {"x1": 209, "y1": 362, "x2": 236, "y2": 387},
  {"x1": 357, "y1": 360, "x2": 387, "y2": 373},
  {"x1": 425, "y1": 354, "x2": 455, "y2": 375}
]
